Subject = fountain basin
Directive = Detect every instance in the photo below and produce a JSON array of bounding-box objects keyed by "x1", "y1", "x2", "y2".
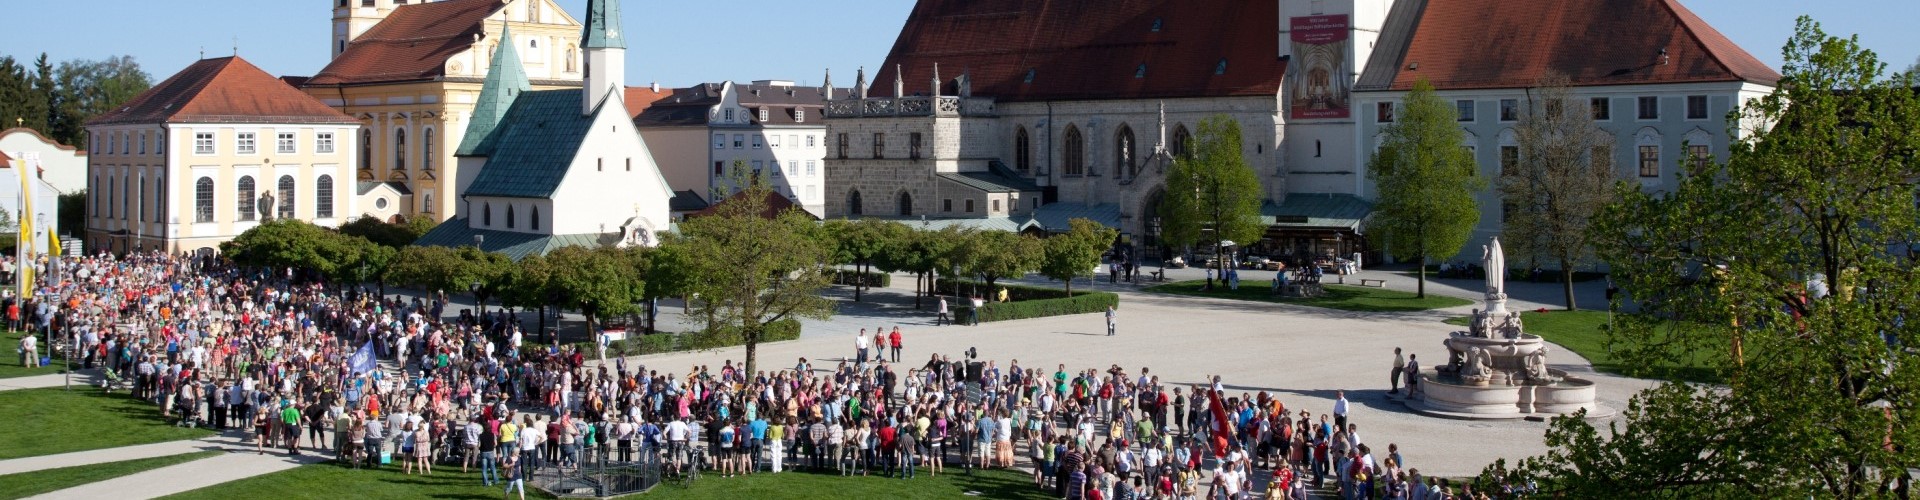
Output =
[{"x1": 1409, "y1": 369, "x2": 1612, "y2": 420}]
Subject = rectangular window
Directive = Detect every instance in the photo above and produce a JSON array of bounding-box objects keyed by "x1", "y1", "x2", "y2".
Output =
[
  {"x1": 806, "y1": 161, "x2": 816, "y2": 175},
  {"x1": 1638, "y1": 145, "x2": 1660, "y2": 177},
  {"x1": 714, "y1": 161, "x2": 724, "y2": 176},
  {"x1": 194, "y1": 133, "x2": 215, "y2": 154},
  {"x1": 1455, "y1": 100, "x2": 1474, "y2": 122},
  {"x1": 771, "y1": 161, "x2": 782, "y2": 177},
  {"x1": 991, "y1": 199, "x2": 1000, "y2": 213},
  {"x1": 1375, "y1": 102, "x2": 1394, "y2": 123},
  {"x1": 714, "y1": 134, "x2": 726, "y2": 149},
  {"x1": 752, "y1": 135, "x2": 763, "y2": 149},
  {"x1": 1590, "y1": 97, "x2": 1611, "y2": 121},
  {"x1": 1637, "y1": 96, "x2": 1659, "y2": 120},
  {"x1": 752, "y1": 160, "x2": 764, "y2": 174},
  {"x1": 795, "y1": 109, "x2": 805, "y2": 122},
  {"x1": 770, "y1": 135, "x2": 780, "y2": 148},
  {"x1": 964, "y1": 199, "x2": 975, "y2": 213},
  {"x1": 807, "y1": 135, "x2": 816, "y2": 148},
  {"x1": 316, "y1": 132, "x2": 335, "y2": 154},
  {"x1": 733, "y1": 134, "x2": 744, "y2": 148},
  {"x1": 788, "y1": 135, "x2": 798, "y2": 150},
  {"x1": 155, "y1": 131, "x2": 163, "y2": 154},
  {"x1": 277, "y1": 132, "x2": 296, "y2": 154},
  {"x1": 788, "y1": 160, "x2": 798, "y2": 176},
  {"x1": 836, "y1": 133, "x2": 848, "y2": 158},
  {"x1": 139, "y1": 133, "x2": 146, "y2": 154},
  {"x1": 236, "y1": 132, "x2": 257, "y2": 154},
  {"x1": 872, "y1": 133, "x2": 885, "y2": 159},
  {"x1": 943, "y1": 199, "x2": 952, "y2": 212},
  {"x1": 1686, "y1": 95, "x2": 1708, "y2": 120},
  {"x1": 1499, "y1": 99, "x2": 1519, "y2": 122},
  {"x1": 1689, "y1": 144, "x2": 1710, "y2": 169},
  {"x1": 909, "y1": 132, "x2": 923, "y2": 159},
  {"x1": 1499, "y1": 145, "x2": 1519, "y2": 175}
]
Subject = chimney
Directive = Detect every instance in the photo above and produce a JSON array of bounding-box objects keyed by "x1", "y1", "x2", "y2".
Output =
[
  {"x1": 893, "y1": 64, "x2": 905, "y2": 97},
  {"x1": 930, "y1": 63, "x2": 941, "y2": 97},
  {"x1": 650, "y1": 81, "x2": 660, "y2": 93}
]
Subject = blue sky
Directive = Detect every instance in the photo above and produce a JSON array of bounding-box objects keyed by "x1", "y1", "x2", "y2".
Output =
[{"x1": 1, "y1": 1, "x2": 1912, "y2": 87}]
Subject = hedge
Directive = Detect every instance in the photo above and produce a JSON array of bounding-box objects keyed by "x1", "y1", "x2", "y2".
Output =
[
  {"x1": 833, "y1": 269, "x2": 891, "y2": 288},
  {"x1": 524, "y1": 318, "x2": 803, "y2": 358},
  {"x1": 934, "y1": 279, "x2": 1118, "y2": 323},
  {"x1": 932, "y1": 279, "x2": 1071, "y2": 300}
]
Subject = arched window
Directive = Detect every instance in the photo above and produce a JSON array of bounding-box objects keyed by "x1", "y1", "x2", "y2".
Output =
[
  {"x1": 847, "y1": 190, "x2": 863, "y2": 216},
  {"x1": 277, "y1": 175, "x2": 296, "y2": 218},
  {"x1": 194, "y1": 177, "x2": 214, "y2": 223},
  {"x1": 898, "y1": 191, "x2": 913, "y2": 216},
  {"x1": 236, "y1": 176, "x2": 255, "y2": 221},
  {"x1": 483, "y1": 202, "x2": 493, "y2": 226},
  {"x1": 393, "y1": 128, "x2": 407, "y2": 170},
  {"x1": 360, "y1": 129, "x2": 373, "y2": 171},
  {"x1": 138, "y1": 177, "x2": 146, "y2": 222},
  {"x1": 92, "y1": 175, "x2": 101, "y2": 213},
  {"x1": 1063, "y1": 125, "x2": 1085, "y2": 176},
  {"x1": 565, "y1": 46, "x2": 578, "y2": 73},
  {"x1": 316, "y1": 175, "x2": 335, "y2": 219},
  {"x1": 422, "y1": 128, "x2": 435, "y2": 171},
  {"x1": 531, "y1": 206, "x2": 541, "y2": 231},
  {"x1": 121, "y1": 174, "x2": 128, "y2": 218},
  {"x1": 506, "y1": 205, "x2": 517, "y2": 229},
  {"x1": 1115, "y1": 125, "x2": 1136, "y2": 178},
  {"x1": 1015, "y1": 127, "x2": 1031, "y2": 171},
  {"x1": 1171, "y1": 125, "x2": 1191, "y2": 158},
  {"x1": 105, "y1": 177, "x2": 113, "y2": 217}
]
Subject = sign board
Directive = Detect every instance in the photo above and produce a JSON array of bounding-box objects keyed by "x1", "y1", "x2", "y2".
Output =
[{"x1": 1288, "y1": 15, "x2": 1353, "y2": 119}]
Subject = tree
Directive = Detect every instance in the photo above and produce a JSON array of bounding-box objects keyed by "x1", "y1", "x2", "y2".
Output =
[
  {"x1": 499, "y1": 253, "x2": 556, "y2": 330},
  {"x1": 384, "y1": 245, "x2": 462, "y2": 294},
  {"x1": 545, "y1": 246, "x2": 646, "y2": 337},
  {"x1": 49, "y1": 56, "x2": 150, "y2": 146},
  {"x1": 221, "y1": 218, "x2": 359, "y2": 279},
  {"x1": 1498, "y1": 18, "x2": 1920, "y2": 497},
  {"x1": 822, "y1": 218, "x2": 905, "y2": 301},
  {"x1": 0, "y1": 57, "x2": 36, "y2": 130},
  {"x1": 875, "y1": 225, "x2": 962, "y2": 308},
  {"x1": 952, "y1": 228, "x2": 1041, "y2": 292},
  {"x1": 671, "y1": 180, "x2": 834, "y2": 376},
  {"x1": 56, "y1": 191, "x2": 84, "y2": 238},
  {"x1": 1368, "y1": 79, "x2": 1486, "y2": 298},
  {"x1": 1500, "y1": 74, "x2": 1617, "y2": 310},
  {"x1": 339, "y1": 215, "x2": 434, "y2": 248},
  {"x1": 1039, "y1": 218, "x2": 1119, "y2": 296},
  {"x1": 1158, "y1": 114, "x2": 1267, "y2": 290}
]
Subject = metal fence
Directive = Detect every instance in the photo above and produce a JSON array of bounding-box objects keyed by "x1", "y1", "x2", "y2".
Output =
[{"x1": 529, "y1": 448, "x2": 662, "y2": 498}]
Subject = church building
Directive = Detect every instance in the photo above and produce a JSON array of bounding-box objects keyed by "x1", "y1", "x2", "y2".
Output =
[{"x1": 411, "y1": 0, "x2": 674, "y2": 259}]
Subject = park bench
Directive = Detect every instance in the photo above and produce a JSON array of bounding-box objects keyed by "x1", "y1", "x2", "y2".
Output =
[
  {"x1": 1358, "y1": 278, "x2": 1387, "y2": 288},
  {"x1": 1148, "y1": 269, "x2": 1167, "y2": 282}
]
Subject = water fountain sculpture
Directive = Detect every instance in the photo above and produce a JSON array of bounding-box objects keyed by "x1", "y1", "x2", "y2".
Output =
[{"x1": 1410, "y1": 238, "x2": 1605, "y2": 419}]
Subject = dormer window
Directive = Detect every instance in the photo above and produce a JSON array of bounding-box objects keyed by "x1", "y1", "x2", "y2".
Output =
[
  {"x1": 1135, "y1": 64, "x2": 1147, "y2": 79},
  {"x1": 724, "y1": 109, "x2": 734, "y2": 122},
  {"x1": 1024, "y1": 69, "x2": 1036, "y2": 84},
  {"x1": 795, "y1": 108, "x2": 805, "y2": 123},
  {"x1": 1151, "y1": 18, "x2": 1163, "y2": 32},
  {"x1": 759, "y1": 107, "x2": 769, "y2": 122}
]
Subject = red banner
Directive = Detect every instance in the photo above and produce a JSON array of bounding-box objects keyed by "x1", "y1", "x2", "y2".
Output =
[{"x1": 1288, "y1": 15, "x2": 1352, "y2": 120}]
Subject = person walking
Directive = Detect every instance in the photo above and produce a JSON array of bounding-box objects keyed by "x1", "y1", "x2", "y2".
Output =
[
  {"x1": 855, "y1": 329, "x2": 870, "y2": 367},
  {"x1": 1105, "y1": 306, "x2": 1117, "y2": 336},
  {"x1": 888, "y1": 327, "x2": 902, "y2": 363},
  {"x1": 1403, "y1": 354, "x2": 1420, "y2": 397},
  {"x1": 501, "y1": 454, "x2": 525, "y2": 500},
  {"x1": 1333, "y1": 391, "x2": 1350, "y2": 431},
  {"x1": 1389, "y1": 348, "x2": 1405, "y2": 395},
  {"x1": 969, "y1": 295, "x2": 984, "y2": 326},
  {"x1": 936, "y1": 297, "x2": 951, "y2": 326}
]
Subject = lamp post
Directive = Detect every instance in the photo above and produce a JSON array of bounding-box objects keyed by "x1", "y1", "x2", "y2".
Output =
[{"x1": 471, "y1": 280, "x2": 484, "y2": 319}]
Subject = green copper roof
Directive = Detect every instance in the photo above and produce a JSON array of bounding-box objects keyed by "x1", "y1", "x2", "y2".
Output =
[
  {"x1": 457, "y1": 22, "x2": 531, "y2": 156},
  {"x1": 462, "y1": 89, "x2": 595, "y2": 198},
  {"x1": 582, "y1": 0, "x2": 626, "y2": 49}
]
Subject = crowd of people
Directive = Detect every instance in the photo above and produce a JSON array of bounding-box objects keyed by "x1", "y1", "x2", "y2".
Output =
[{"x1": 9, "y1": 250, "x2": 1527, "y2": 500}]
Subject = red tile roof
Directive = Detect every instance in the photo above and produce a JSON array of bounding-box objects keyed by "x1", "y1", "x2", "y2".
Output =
[
  {"x1": 623, "y1": 86, "x2": 675, "y2": 120},
  {"x1": 306, "y1": 0, "x2": 504, "y2": 86},
  {"x1": 687, "y1": 189, "x2": 817, "y2": 221},
  {"x1": 1380, "y1": 0, "x2": 1779, "y2": 91},
  {"x1": 87, "y1": 57, "x2": 357, "y2": 126},
  {"x1": 871, "y1": 0, "x2": 1287, "y2": 102}
]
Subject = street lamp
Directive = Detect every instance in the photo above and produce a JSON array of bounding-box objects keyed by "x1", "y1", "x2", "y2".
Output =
[
  {"x1": 471, "y1": 280, "x2": 484, "y2": 318},
  {"x1": 472, "y1": 234, "x2": 485, "y2": 248}
]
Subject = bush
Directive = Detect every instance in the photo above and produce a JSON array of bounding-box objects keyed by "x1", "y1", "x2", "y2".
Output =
[
  {"x1": 935, "y1": 279, "x2": 1117, "y2": 322},
  {"x1": 832, "y1": 269, "x2": 891, "y2": 288},
  {"x1": 587, "y1": 318, "x2": 804, "y2": 357}
]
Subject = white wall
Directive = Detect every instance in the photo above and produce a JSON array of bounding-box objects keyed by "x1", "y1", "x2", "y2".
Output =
[
  {"x1": 549, "y1": 96, "x2": 673, "y2": 239},
  {"x1": 0, "y1": 129, "x2": 88, "y2": 194}
]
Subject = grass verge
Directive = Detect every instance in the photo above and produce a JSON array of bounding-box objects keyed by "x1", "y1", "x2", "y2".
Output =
[
  {"x1": 0, "y1": 450, "x2": 221, "y2": 499},
  {"x1": 0, "y1": 328, "x2": 64, "y2": 379},
  {"x1": 1442, "y1": 310, "x2": 1721, "y2": 383},
  {"x1": 1145, "y1": 280, "x2": 1472, "y2": 312},
  {"x1": 0, "y1": 386, "x2": 215, "y2": 460}
]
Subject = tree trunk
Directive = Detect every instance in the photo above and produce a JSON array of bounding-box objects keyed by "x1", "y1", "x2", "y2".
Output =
[
  {"x1": 1559, "y1": 259, "x2": 1577, "y2": 311},
  {"x1": 914, "y1": 272, "x2": 924, "y2": 309},
  {"x1": 852, "y1": 263, "x2": 863, "y2": 302},
  {"x1": 743, "y1": 325, "x2": 760, "y2": 378},
  {"x1": 538, "y1": 304, "x2": 548, "y2": 339},
  {"x1": 1065, "y1": 276, "x2": 1073, "y2": 297},
  {"x1": 1416, "y1": 256, "x2": 1428, "y2": 299}
]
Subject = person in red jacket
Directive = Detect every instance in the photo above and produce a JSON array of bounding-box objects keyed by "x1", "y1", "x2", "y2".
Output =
[{"x1": 888, "y1": 327, "x2": 903, "y2": 363}]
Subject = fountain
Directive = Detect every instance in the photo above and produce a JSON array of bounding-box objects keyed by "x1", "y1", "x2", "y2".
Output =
[{"x1": 1407, "y1": 238, "x2": 1608, "y2": 419}]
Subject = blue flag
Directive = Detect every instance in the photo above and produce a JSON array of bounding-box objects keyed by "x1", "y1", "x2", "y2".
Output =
[{"x1": 349, "y1": 341, "x2": 376, "y2": 375}]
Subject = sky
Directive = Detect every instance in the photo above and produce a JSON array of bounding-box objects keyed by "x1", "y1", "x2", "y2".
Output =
[{"x1": 0, "y1": 0, "x2": 1913, "y2": 88}]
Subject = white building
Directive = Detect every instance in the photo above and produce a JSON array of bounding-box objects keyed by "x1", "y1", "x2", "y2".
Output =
[
  {"x1": 84, "y1": 56, "x2": 362, "y2": 255},
  {"x1": 0, "y1": 128, "x2": 87, "y2": 194},
  {"x1": 630, "y1": 80, "x2": 846, "y2": 218},
  {"x1": 415, "y1": 0, "x2": 674, "y2": 259}
]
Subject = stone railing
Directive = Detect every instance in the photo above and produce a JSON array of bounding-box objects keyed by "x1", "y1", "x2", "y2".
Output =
[{"x1": 824, "y1": 96, "x2": 996, "y2": 118}]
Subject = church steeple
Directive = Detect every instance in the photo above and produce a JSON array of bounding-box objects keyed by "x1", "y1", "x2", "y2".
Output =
[
  {"x1": 822, "y1": 69, "x2": 835, "y2": 101},
  {"x1": 581, "y1": 0, "x2": 627, "y2": 114},
  {"x1": 457, "y1": 21, "x2": 529, "y2": 156}
]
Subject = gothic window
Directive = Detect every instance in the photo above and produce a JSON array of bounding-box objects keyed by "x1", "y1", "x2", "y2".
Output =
[
  {"x1": 316, "y1": 175, "x2": 335, "y2": 219},
  {"x1": 1115, "y1": 125, "x2": 1136, "y2": 178},
  {"x1": 1171, "y1": 125, "x2": 1191, "y2": 159},
  {"x1": 872, "y1": 133, "x2": 885, "y2": 159},
  {"x1": 1063, "y1": 125, "x2": 1085, "y2": 176},
  {"x1": 277, "y1": 175, "x2": 296, "y2": 218},
  {"x1": 909, "y1": 133, "x2": 923, "y2": 160},
  {"x1": 394, "y1": 128, "x2": 407, "y2": 170},
  {"x1": 837, "y1": 133, "x2": 849, "y2": 159},
  {"x1": 506, "y1": 205, "x2": 516, "y2": 229},
  {"x1": 898, "y1": 191, "x2": 913, "y2": 216},
  {"x1": 484, "y1": 202, "x2": 493, "y2": 226},
  {"x1": 531, "y1": 206, "x2": 541, "y2": 231},
  {"x1": 1015, "y1": 127, "x2": 1031, "y2": 171},
  {"x1": 195, "y1": 177, "x2": 214, "y2": 223},
  {"x1": 237, "y1": 176, "x2": 255, "y2": 221},
  {"x1": 847, "y1": 190, "x2": 863, "y2": 216}
]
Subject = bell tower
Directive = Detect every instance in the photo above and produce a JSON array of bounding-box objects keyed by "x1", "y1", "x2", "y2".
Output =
[{"x1": 332, "y1": 0, "x2": 398, "y2": 60}]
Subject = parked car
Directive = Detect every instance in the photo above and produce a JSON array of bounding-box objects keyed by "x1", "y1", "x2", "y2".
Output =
[{"x1": 1240, "y1": 256, "x2": 1272, "y2": 270}]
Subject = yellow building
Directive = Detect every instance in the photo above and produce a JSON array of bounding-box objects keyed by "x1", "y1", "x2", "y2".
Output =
[
  {"x1": 85, "y1": 56, "x2": 362, "y2": 255},
  {"x1": 303, "y1": 0, "x2": 584, "y2": 221}
]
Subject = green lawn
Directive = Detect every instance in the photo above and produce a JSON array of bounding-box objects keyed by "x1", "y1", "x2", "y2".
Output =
[
  {"x1": 1146, "y1": 280, "x2": 1473, "y2": 312},
  {"x1": 1442, "y1": 310, "x2": 1723, "y2": 383},
  {"x1": 165, "y1": 462, "x2": 1051, "y2": 500},
  {"x1": 0, "y1": 328, "x2": 65, "y2": 379},
  {"x1": 0, "y1": 386, "x2": 215, "y2": 460},
  {"x1": 0, "y1": 451, "x2": 220, "y2": 499}
]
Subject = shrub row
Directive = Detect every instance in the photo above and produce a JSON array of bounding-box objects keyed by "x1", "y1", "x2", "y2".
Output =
[
  {"x1": 833, "y1": 269, "x2": 892, "y2": 288},
  {"x1": 931, "y1": 279, "x2": 1072, "y2": 301},
  {"x1": 934, "y1": 279, "x2": 1118, "y2": 323}
]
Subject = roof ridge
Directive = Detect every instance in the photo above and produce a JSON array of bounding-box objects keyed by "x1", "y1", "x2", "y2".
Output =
[{"x1": 1657, "y1": 0, "x2": 1779, "y2": 84}]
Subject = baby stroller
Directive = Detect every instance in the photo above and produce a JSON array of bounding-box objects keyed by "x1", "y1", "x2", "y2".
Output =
[
  {"x1": 174, "y1": 397, "x2": 202, "y2": 428},
  {"x1": 100, "y1": 369, "x2": 125, "y2": 394}
]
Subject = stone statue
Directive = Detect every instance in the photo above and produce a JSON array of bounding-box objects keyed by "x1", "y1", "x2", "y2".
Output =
[
  {"x1": 1525, "y1": 346, "x2": 1551, "y2": 382},
  {"x1": 1460, "y1": 347, "x2": 1493, "y2": 385},
  {"x1": 256, "y1": 192, "x2": 276, "y2": 221}
]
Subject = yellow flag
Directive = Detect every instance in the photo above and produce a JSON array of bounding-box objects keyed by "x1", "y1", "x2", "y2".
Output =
[
  {"x1": 15, "y1": 154, "x2": 34, "y2": 298},
  {"x1": 46, "y1": 227, "x2": 59, "y2": 258}
]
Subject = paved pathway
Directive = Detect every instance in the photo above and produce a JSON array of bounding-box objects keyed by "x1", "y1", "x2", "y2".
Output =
[
  {"x1": 0, "y1": 371, "x2": 94, "y2": 392},
  {"x1": 0, "y1": 430, "x2": 324, "y2": 500}
]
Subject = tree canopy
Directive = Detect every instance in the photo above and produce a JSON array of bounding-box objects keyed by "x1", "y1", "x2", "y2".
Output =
[
  {"x1": 1159, "y1": 114, "x2": 1267, "y2": 287},
  {"x1": 1039, "y1": 218, "x2": 1118, "y2": 296},
  {"x1": 951, "y1": 228, "x2": 1041, "y2": 291},
  {"x1": 1500, "y1": 74, "x2": 1617, "y2": 310},
  {"x1": 668, "y1": 180, "x2": 835, "y2": 375},
  {"x1": 1367, "y1": 79, "x2": 1486, "y2": 297}
]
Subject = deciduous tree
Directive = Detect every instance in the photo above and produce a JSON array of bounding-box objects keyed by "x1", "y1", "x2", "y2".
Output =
[
  {"x1": 1368, "y1": 79, "x2": 1486, "y2": 298},
  {"x1": 670, "y1": 180, "x2": 834, "y2": 376},
  {"x1": 1501, "y1": 74, "x2": 1617, "y2": 310},
  {"x1": 1158, "y1": 115, "x2": 1266, "y2": 289},
  {"x1": 1039, "y1": 218, "x2": 1118, "y2": 296}
]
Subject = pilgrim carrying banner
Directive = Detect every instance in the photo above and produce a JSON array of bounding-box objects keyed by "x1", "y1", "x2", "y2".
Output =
[{"x1": 1288, "y1": 14, "x2": 1353, "y2": 119}]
